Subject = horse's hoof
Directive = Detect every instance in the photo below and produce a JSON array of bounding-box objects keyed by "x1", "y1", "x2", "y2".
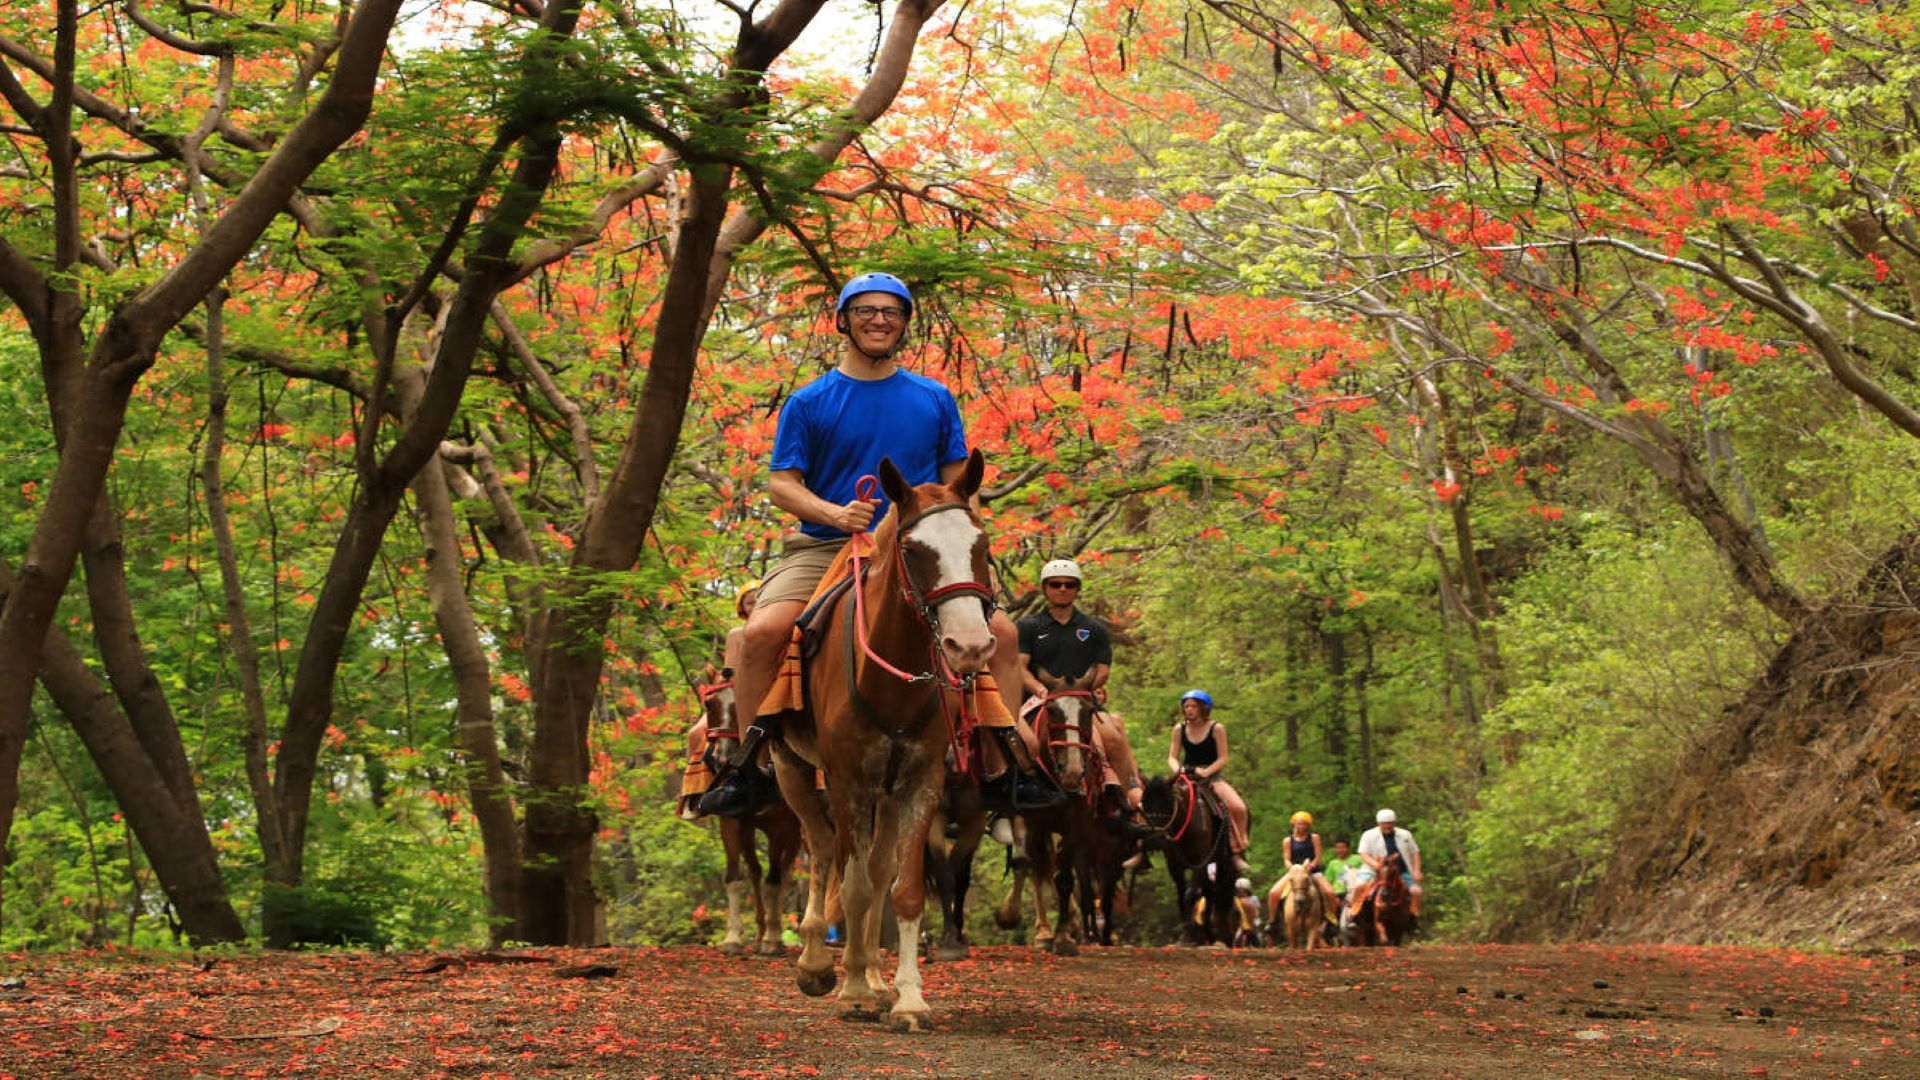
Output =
[
  {"x1": 936, "y1": 943, "x2": 970, "y2": 962},
  {"x1": 719, "y1": 941, "x2": 747, "y2": 957},
  {"x1": 888, "y1": 1008, "x2": 931, "y2": 1033},
  {"x1": 1049, "y1": 937, "x2": 1079, "y2": 958},
  {"x1": 756, "y1": 942, "x2": 784, "y2": 957},
  {"x1": 992, "y1": 910, "x2": 1020, "y2": 931},
  {"x1": 836, "y1": 1000, "x2": 882, "y2": 1023},
  {"x1": 797, "y1": 968, "x2": 837, "y2": 997}
]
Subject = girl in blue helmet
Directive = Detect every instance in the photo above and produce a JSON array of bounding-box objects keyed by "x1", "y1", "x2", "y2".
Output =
[{"x1": 1166, "y1": 689, "x2": 1250, "y2": 872}]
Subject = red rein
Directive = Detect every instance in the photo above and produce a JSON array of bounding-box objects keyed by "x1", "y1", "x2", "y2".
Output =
[{"x1": 844, "y1": 475, "x2": 990, "y2": 775}]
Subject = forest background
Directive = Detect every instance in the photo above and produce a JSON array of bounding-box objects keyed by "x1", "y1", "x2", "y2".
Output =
[{"x1": 2, "y1": 0, "x2": 1916, "y2": 951}]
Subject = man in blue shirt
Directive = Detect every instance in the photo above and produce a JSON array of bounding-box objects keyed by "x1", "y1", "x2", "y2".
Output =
[{"x1": 699, "y1": 272, "x2": 1063, "y2": 816}]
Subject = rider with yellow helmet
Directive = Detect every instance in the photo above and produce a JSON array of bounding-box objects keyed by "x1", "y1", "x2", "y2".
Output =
[{"x1": 1266, "y1": 810, "x2": 1339, "y2": 926}]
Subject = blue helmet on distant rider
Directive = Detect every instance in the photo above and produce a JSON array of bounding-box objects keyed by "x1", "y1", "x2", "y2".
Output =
[
  {"x1": 1180, "y1": 689, "x2": 1214, "y2": 710},
  {"x1": 836, "y1": 272, "x2": 914, "y2": 320}
]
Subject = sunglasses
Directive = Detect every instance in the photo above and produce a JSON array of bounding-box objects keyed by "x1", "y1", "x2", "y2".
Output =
[{"x1": 1044, "y1": 580, "x2": 1080, "y2": 590}]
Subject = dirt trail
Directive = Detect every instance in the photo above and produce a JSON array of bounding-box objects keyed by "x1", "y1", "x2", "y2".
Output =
[{"x1": 2, "y1": 943, "x2": 1914, "y2": 1077}]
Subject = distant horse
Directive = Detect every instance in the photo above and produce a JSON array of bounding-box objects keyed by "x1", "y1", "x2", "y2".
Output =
[
  {"x1": 1021, "y1": 674, "x2": 1103, "y2": 956},
  {"x1": 703, "y1": 681, "x2": 802, "y2": 956},
  {"x1": 770, "y1": 452, "x2": 1001, "y2": 1031},
  {"x1": 1354, "y1": 854, "x2": 1414, "y2": 947},
  {"x1": 923, "y1": 765, "x2": 989, "y2": 961},
  {"x1": 1271, "y1": 863, "x2": 1325, "y2": 950},
  {"x1": 1141, "y1": 771, "x2": 1235, "y2": 946}
]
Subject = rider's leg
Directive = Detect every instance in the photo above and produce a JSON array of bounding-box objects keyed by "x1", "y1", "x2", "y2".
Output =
[
  {"x1": 1094, "y1": 712, "x2": 1144, "y2": 811},
  {"x1": 1213, "y1": 779, "x2": 1250, "y2": 860},
  {"x1": 1314, "y1": 872, "x2": 1339, "y2": 921},
  {"x1": 678, "y1": 717, "x2": 711, "y2": 819},
  {"x1": 698, "y1": 599, "x2": 803, "y2": 816},
  {"x1": 981, "y1": 613, "x2": 1063, "y2": 809},
  {"x1": 1265, "y1": 880, "x2": 1286, "y2": 926},
  {"x1": 1409, "y1": 877, "x2": 1423, "y2": 917}
]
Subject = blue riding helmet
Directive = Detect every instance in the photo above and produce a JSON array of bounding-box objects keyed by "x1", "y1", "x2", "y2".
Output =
[
  {"x1": 1180, "y1": 689, "x2": 1214, "y2": 710},
  {"x1": 836, "y1": 272, "x2": 914, "y2": 318}
]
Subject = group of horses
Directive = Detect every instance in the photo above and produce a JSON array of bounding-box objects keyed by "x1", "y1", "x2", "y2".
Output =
[{"x1": 692, "y1": 453, "x2": 1410, "y2": 1032}]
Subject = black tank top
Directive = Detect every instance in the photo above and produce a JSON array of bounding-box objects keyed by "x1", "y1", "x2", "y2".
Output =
[
  {"x1": 1382, "y1": 830, "x2": 1401, "y2": 863},
  {"x1": 1287, "y1": 835, "x2": 1316, "y2": 866},
  {"x1": 1180, "y1": 722, "x2": 1219, "y2": 770}
]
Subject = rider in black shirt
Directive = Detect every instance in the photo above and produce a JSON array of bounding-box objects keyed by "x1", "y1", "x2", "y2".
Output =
[{"x1": 1016, "y1": 559, "x2": 1144, "y2": 812}]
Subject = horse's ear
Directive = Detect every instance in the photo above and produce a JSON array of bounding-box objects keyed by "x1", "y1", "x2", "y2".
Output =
[
  {"x1": 878, "y1": 456, "x2": 913, "y2": 511},
  {"x1": 951, "y1": 448, "x2": 985, "y2": 500}
]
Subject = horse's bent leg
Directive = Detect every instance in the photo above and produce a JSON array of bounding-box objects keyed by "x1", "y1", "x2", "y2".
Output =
[
  {"x1": 888, "y1": 773, "x2": 942, "y2": 1032},
  {"x1": 774, "y1": 753, "x2": 835, "y2": 996},
  {"x1": 861, "y1": 803, "x2": 900, "y2": 1003},
  {"x1": 993, "y1": 858, "x2": 1024, "y2": 931},
  {"x1": 1028, "y1": 836, "x2": 1055, "y2": 946}
]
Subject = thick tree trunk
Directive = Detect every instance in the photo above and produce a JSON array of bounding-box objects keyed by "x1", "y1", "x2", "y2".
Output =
[
  {"x1": 520, "y1": 162, "x2": 736, "y2": 945},
  {"x1": 0, "y1": 0, "x2": 403, "y2": 910},
  {"x1": 0, "y1": 563, "x2": 244, "y2": 943},
  {"x1": 263, "y1": 9, "x2": 577, "y2": 946}
]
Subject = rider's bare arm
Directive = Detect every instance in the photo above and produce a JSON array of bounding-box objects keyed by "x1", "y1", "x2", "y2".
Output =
[
  {"x1": 1311, "y1": 832, "x2": 1325, "y2": 871},
  {"x1": 769, "y1": 468, "x2": 873, "y2": 534},
  {"x1": 1017, "y1": 651, "x2": 1049, "y2": 698},
  {"x1": 1166, "y1": 726, "x2": 1182, "y2": 775}
]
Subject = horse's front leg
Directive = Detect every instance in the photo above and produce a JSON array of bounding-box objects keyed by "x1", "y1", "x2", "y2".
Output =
[
  {"x1": 1050, "y1": 853, "x2": 1079, "y2": 957},
  {"x1": 773, "y1": 750, "x2": 835, "y2": 997},
  {"x1": 834, "y1": 778, "x2": 885, "y2": 1021},
  {"x1": 720, "y1": 820, "x2": 749, "y2": 955},
  {"x1": 888, "y1": 768, "x2": 942, "y2": 1032},
  {"x1": 1028, "y1": 831, "x2": 1056, "y2": 947}
]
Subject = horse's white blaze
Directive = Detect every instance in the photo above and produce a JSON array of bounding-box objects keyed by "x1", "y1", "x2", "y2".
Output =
[{"x1": 906, "y1": 510, "x2": 992, "y2": 649}]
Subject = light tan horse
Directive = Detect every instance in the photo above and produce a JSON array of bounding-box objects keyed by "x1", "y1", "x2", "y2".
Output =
[
  {"x1": 771, "y1": 452, "x2": 999, "y2": 1031},
  {"x1": 1274, "y1": 863, "x2": 1325, "y2": 949}
]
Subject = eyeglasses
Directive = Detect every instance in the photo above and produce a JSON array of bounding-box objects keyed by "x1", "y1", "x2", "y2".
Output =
[
  {"x1": 846, "y1": 304, "x2": 908, "y2": 323},
  {"x1": 1044, "y1": 580, "x2": 1080, "y2": 590}
]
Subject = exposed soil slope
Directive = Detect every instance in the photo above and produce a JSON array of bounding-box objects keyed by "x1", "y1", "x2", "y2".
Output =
[{"x1": 1586, "y1": 535, "x2": 1920, "y2": 947}]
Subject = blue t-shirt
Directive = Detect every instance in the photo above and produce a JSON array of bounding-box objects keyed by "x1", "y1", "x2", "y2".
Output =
[{"x1": 771, "y1": 368, "x2": 969, "y2": 540}]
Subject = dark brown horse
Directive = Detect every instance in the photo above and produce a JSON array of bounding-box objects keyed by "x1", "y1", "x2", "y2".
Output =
[
  {"x1": 1021, "y1": 674, "x2": 1104, "y2": 955},
  {"x1": 1355, "y1": 854, "x2": 1414, "y2": 946},
  {"x1": 770, "y1": 451, "x2": 999, "y2": 1031},
  {"x1": 923, "y1": 764, "x2": 989, "y2": 961},
  {"x1": 1141, "y1": 771, "x2": 1236, "y2": 946},
  {"x1": 703, "y1": 681, "x2": 803, "y2": 955}
]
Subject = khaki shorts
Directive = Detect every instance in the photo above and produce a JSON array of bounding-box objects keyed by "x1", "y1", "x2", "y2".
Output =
[{"x1": 756, "y1": 533, "x2": 848, "y2": 607}]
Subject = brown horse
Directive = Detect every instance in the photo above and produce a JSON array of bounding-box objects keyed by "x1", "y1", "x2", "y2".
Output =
[
  {"x1": 923, "y1": 764, "x2": 988, "y2": 961},
  {"x1": 1021, "y1": 674, "x2": 1103, "y2": 955},
  {"x1": 1355, "y1": 854, "x2": 1414, "y2": 946},
  {"x1": 703, "y1": 681, "x2": 803, "y2": 956},
  {"x1": 1272, "y1": 863, "x2": 1325, "y2": 950},
  {"x1": 771, "y1": 451, "x2": 999, "y2": 1031},
  {"x1": 1141, "y1": 771, "x2": 1236, "y2": 946}
]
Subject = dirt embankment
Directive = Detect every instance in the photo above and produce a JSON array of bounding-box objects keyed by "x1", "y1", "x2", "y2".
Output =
[
  {"x1": 1, "y1": 944, "x2": 1915, "y2": 1077},
  {"x1": 1585, "y1": 535, "x2": 1920, "y2": 947}
]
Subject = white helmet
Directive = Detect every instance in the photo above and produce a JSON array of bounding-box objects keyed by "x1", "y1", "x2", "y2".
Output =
[
  {"x1": 1376, "y1": 808, "x2": 1397, "y2": 824},
  {"x1": 1234, "y1": 877, "x2": 1253, "y2": 892},
  {"x1": 1040, "y1": 558, "x2": 1083, "y2": 583}
]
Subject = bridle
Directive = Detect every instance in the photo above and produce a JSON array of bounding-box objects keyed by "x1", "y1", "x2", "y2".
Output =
[
  {"x1": 1034, "y1": 689, "x2": 1104, "y2": 802},
  {"x1": 1141, "y1": 770, "x2": 1197, "y2": 842},
  {"x1": 697, "y1": 679, "x2": 738, "y2": 768},
  {"x1": 843, "y1": 474, "x2": 997, "y2": 774}
]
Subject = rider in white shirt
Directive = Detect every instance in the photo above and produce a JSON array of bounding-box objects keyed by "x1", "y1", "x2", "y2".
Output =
[{"x1": 1352, "y1": 808, "x2": 1423, "y2": 927}]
